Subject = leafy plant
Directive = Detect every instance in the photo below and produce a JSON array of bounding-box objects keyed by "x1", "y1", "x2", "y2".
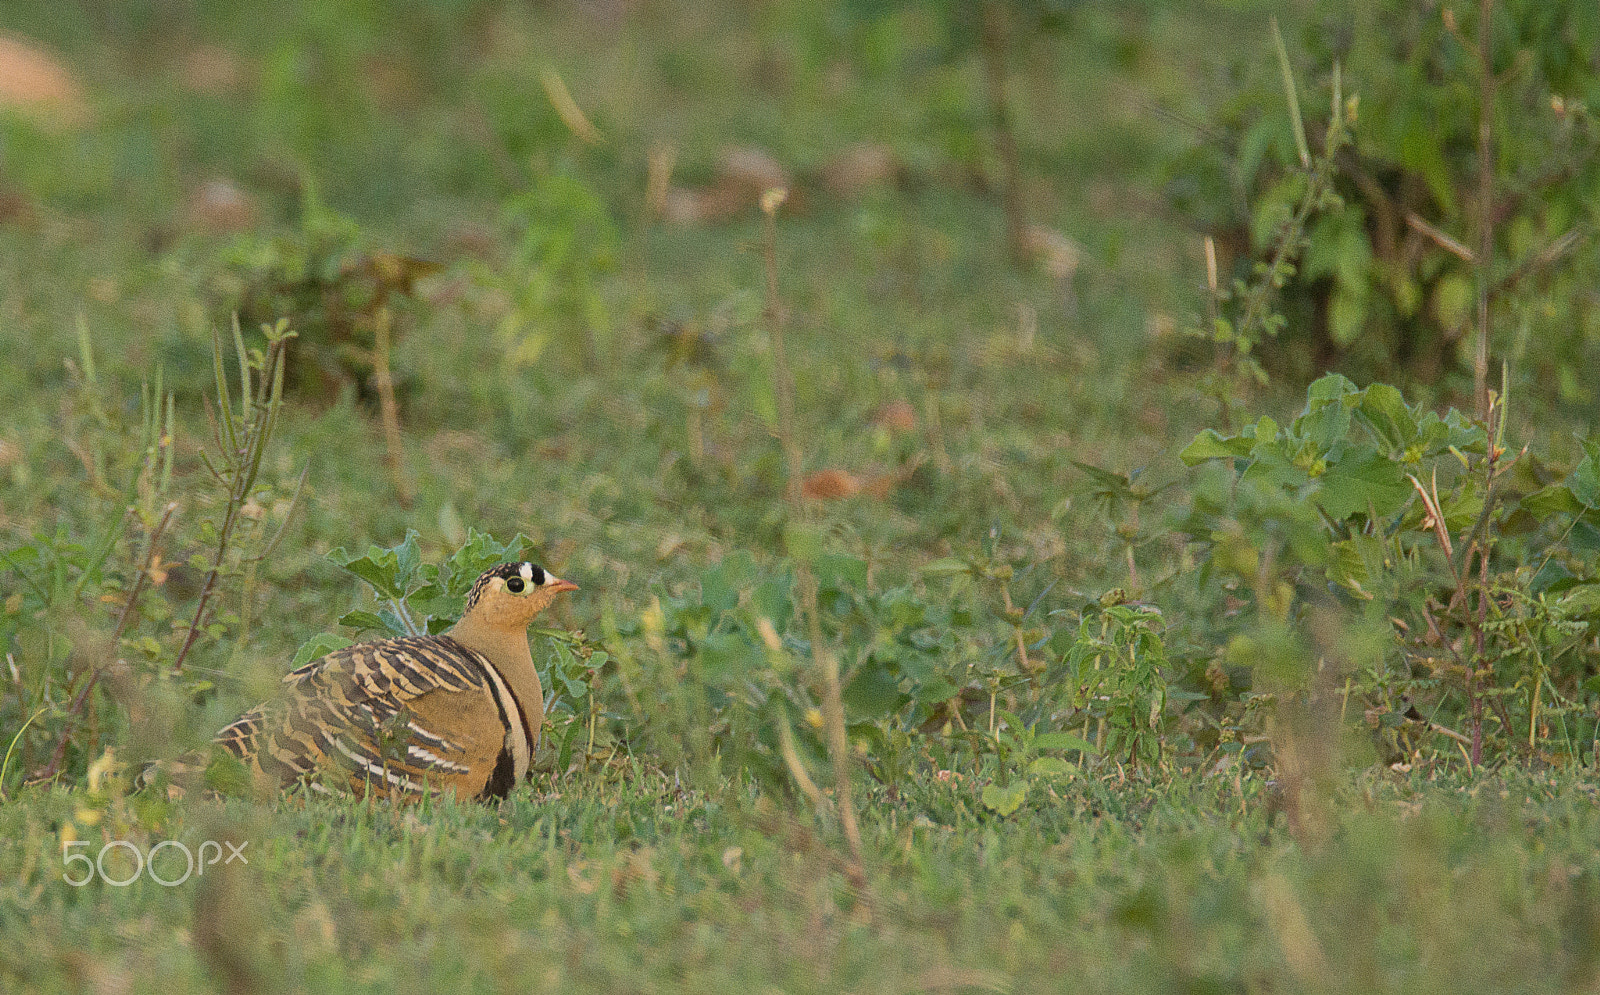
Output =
[
  {"x1": 0, "y1": 319, "x2": 302, "y2": 791},
  {"x1": 206, "y1": 190, "x2": 439, "y2": 505},
  {"x1": 178, "y1": 318, "x2": 305, "y2": 670},
  {"x1": 976, "y1": 710, "x2": 1095, "y2": 816},
  {"x1": 1059, "y1": 600, "x2": 1175, "y2": 769},
  {"x1": 605, "y1": 536, "x2": 1182, "y2": 821},
  {"x1": 211, "y1": 191, "x2": 436, "y2": 402},
  {"x1": 1170, "y1": 1, "x2": 1600, "y2": 396},
  {"x1": 1178, "y1": 373, "x2": 1600, "y2": 764},
  {"x1": 1071, "y1": 461, "x2": 1174, "y2": 596},
  {"x1": 1184, "y1": 19, "x2": 1354, "y2": 428}
]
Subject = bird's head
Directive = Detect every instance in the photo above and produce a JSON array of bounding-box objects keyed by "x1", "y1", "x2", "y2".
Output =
[{"x1": 459, "y1": 561, "x2": 579, "y2": 632}]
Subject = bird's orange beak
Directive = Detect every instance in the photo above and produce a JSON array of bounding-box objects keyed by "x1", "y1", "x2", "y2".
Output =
[{"x1": 548, "y1": 577, "x2": 580, "y2": 594}]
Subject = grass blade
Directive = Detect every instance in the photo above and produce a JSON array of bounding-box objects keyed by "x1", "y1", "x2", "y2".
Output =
[
  {"x1": 211, "y1": 323, "x2": 238, "y2": 458},
  {"x1": 1271, "y1": 17, "x2": 1310, "y2": 169},
  {"x1": 233, "y1": 313, "x2": 251, "y2": 423}
]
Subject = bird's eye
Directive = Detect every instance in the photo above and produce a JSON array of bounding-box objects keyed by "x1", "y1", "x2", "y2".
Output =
[{"x1": 505, "y1": 576, "x2": 525, "y2": 594}]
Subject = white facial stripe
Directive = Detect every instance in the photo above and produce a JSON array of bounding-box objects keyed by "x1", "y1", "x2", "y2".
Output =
[{"x1": 520, "y1": 562, "x2": 533, "y2": 582}]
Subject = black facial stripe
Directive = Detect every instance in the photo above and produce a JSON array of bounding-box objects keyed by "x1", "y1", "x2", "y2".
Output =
[{"x1": 463, "y1": 562, "x2": 550, "y2": 610}]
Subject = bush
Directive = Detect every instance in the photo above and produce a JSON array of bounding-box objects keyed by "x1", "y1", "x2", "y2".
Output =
[
  {"x1": 1168, "y1": 0, "x2": 1600, "y2": 400},
  {"x1": 1175, "y1": 373, "x2": 1600, "y2": 765}
]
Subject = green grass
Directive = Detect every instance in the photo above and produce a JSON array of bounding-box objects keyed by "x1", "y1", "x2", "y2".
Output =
[
  {"x1": 2, "y1": 1, "x2": 1598, "y2": 991},
  {"x1": 6, "y1": 765, "x2": 1600, "y2": 994}
]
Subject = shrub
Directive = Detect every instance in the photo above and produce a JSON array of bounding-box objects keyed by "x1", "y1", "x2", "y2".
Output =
[
  {"x1": 1168, "y1": 0, "x2": 1600, "y2": 399},
  {"x1": 1176, "y1": 373, "x2": 1600, "y2": 765}
]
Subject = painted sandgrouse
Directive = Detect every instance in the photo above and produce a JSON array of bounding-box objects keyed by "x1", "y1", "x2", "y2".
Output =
[{"x1": 209, "y1": 561, "x2": 577, "y2": 801}]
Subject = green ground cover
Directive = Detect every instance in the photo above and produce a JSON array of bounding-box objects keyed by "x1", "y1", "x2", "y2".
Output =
[{"x1": 1, "y1": 2, "x2": 1597, "y2": 991}]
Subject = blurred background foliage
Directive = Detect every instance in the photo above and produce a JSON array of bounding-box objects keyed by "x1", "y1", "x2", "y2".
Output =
[
  {"x1": 1169, "y1": 0, "x2": 1599, "y2": 400},
  {"x1": 0, "y1": 0, "x2": 1595, "y2": 791},
  {"x1": 0, "y1": 1, "x2": 1598, "y2": 988}
]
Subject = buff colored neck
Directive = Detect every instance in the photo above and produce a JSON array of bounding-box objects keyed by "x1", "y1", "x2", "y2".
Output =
[{"x1": 447, "y1": 611, "x2": 546, "y2": 751}]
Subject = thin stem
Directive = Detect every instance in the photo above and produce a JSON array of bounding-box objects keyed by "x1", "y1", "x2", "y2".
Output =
[
  {"x1": 174, "y1": 336, "x2": 291, "y2": 672},
  {"x1": 390, "y1": 596, "x2": 422, "y2": 638},
  {"x1": 777, "y1": 712, "x2": 826, "y2": 809},
  {"x1": 981, "y1": 0, "x2": 1027, "y2": 265},
  {"x1": 373, "y1": 305, "x2": 413, "y2": 509},
  {"x1": 173, "y1": 498, "x2": 239, "y2": 671},
  {"x1": 113, "y1": 502, "x2": 178, "y2": 643},
  {"x1": 761, "y1": 189, "x2": 803, "y2": 508},
  {"x1": 1474, "y1": 0, "x2": 1495, "y2": 420},
  {"x1": 760, "y1": 186, "x2": 865, "y2": 888},
  {"x1": 0, "y1": 708, "x2": 49, "y2": 802},
  {"x1": 802, "y1": 571, "x2": 866, "y2": 887}
]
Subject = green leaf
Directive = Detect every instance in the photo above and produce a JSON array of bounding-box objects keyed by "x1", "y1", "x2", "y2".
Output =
[
  {"x1": 1437, "y1": 486, "x2": 1483, "y2": 533},
  {"x1": 751, "y1": 572, "x2": 793, "y2": 621},
  {"x1": 702, "y1": 550, "x2": 758, "y2": 614},
  {"x1": 1398, "y1": 114, "x2": 1457, "y2": 213},
  {"x1": 914, "y1": 674, "x2": 957, "y2": 705},
  {"x1": 1294, "y1": 393, "x2": 1354, "y2": 453},
  {"x1": 1330, "y1": 535, "x2": 1384, "y2": 591},
  {"x1": 816, "y1": 553, "x2": 868, "y2": 593},
  {"x1": 1305, "y1": 372, "x2": 1360, "y2": 406},
  {"x1": 699, "y1": 631, "x2": 753, "y2": 681},
  {"x1": 1328, "y1": 289, "x2": 1366, "y2": 346},
  {"x1": 1180, "y1": 429, "x2": 1253, "y2": 465},
  {"x1": 1392, "y1": 272, "x2": 1422, "y2": 317},
  {"x1": 556, "y1": 716, "x2": 582, "y2": 773},
  {"x1": 1432, "y1": 272, "x2": 1473, "y2": 331},
  {"x1": 1415, "y1": 409, "x2": 1486, "y2": 458},
  {"x1": 407, "y1": 583, "x2": 463, "y2": 622},
  {"x1": 920, "y1": 557, "x2": 973, "y2": 577},
  {"x1": 328, "y1": 545, "x2": 402, "y2": 599},
  {"x1": 1240, "y1": 447, "x2": 1310, "y2": 492},
  {"x1": 783, "y1": 521, "x2": 824, "y2": 565},
  {"x1": 843, "y1": 661, "x2": 906, "y2": 719},
  {"x1": 1250, "y1": 174, "x2": 1308, "y2": 251},
  {"x1": 981, "y1": 781, "x2": 1029, "y2": 816},
  {"x1": 394, "y1": 530, "x2": 422, "y2": 594},
  {"x1": 1072, "y1": 460, "x2": 1134, "y2": 495},
  {"x1": 1569, "y1": 439, "x2": 1600, "y2": 508},
  {"x1": 1249, "y1": 415, "x2": 1281, "y2": 447},
  {"x1": 1521, "y1": 484, "x2": 1584, "y2": 519},
  {"x1": 558, "y1": 666, "x2": 590, "y2": 699},
  {"x1": 1316, "y1": 450, "x2": 1411, "y2": 520},
  {"x1": 290, "y1": 632, "x2": 354, "y2": 667},
  {"x1": 1353, "y1": 383, "x2": 1417, "y2": 456},
  {"x1": 338, "y1": 609, "x2": 393, "y2": 634},
  {"x1": 1557, "y1": 584, "x2": 1600, "y2": 618}
]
